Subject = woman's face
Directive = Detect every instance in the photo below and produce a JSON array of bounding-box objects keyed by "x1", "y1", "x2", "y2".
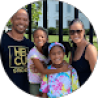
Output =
[
  {"x1": 49, "y1": 46, "x2": 65, "y2": 65},
  {"x1": 69, "y1": 22, "x2": 85, "y2": 44}
]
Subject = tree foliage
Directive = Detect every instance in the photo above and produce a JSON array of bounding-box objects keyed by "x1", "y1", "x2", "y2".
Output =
[{"x1": 6, "y1": 1, "x2": 42, "y2": 28}]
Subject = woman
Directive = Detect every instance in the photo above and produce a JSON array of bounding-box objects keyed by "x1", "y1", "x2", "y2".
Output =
[{"x1": 69, "y1": 19, "x2": 97, "y2": 86}]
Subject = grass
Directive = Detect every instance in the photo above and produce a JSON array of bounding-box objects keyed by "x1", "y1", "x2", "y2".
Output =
[{"x1": 24, "y1": 34, "x2": 98, "y2": 62}]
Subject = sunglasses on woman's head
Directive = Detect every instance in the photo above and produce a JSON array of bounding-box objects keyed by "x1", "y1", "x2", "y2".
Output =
[{"x1": 69, "y1": 29, "x2": 83, "y2": 35}]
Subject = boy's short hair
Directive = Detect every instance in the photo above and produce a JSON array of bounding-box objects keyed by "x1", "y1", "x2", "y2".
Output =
[{"x1": 33, "y1": 27, "x2": 48, "y2": 38}]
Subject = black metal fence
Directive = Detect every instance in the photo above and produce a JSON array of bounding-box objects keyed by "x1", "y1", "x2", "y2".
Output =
[{"x1": 27, "y1": 0, "x2": 94, "y2": 44}]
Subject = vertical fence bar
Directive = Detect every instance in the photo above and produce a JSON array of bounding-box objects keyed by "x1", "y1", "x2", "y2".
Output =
[
  {"x1": 28, "y1": 4, "x2": 32, "y2": 41},
  {"x1": 43, "y1": 0, "x2": 47, "y2": 28},
  {"x1": 96, "y1": 31, "x2": 98, "y2": 43},
  {"x1": 89, "y1": 23, "x2": 93, "y2": 44},
  {"x1": 59, "y1": 1, "x2": 63, "y2": 43},
  {"x1": 73, "y1": 8, "x2": 78, "y2": 48},
  {"x1": 74, "y1": 8, "x2": 78, "y2": 18}
]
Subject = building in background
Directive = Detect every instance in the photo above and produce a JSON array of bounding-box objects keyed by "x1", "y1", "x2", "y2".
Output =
[
  {"x1": 38, "y1": 0, "x2": 89, "y2": 29},
  {"x1": 5, "y1": 0, "x2": 90, "y2": 31}
]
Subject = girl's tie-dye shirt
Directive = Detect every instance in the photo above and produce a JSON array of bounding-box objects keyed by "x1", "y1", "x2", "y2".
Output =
[
  {"x1": 27, "y1": 46, "x2": 49, "y2": 84},
  {"x1": 40, "y1": 65, "x2": 80, "y2": 98}
]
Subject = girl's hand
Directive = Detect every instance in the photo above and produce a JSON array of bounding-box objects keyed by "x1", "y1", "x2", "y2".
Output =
[
  {"x1": 41, "y1": 61, "x2": 47, "y2": 68},
  {"x1": 30, "y1": 64, "x2": 40, "y2": 73},
  {"x1": 60, "y1": 60, "x2": 69, "y2": 72},
  {"x1": 30, "y1": 61, "x2": 47, "y2": 73}
]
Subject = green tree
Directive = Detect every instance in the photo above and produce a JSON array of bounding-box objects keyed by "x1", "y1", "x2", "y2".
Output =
[
  {"x1": 6, "y1": 19, "x2": 12, "y2": 28},
  {"x1": 31, "y1": 1, "x2": 42, "y2": 28},
  {"x1": 6, "y1": 1, "x2": 42, "y2": 29}
]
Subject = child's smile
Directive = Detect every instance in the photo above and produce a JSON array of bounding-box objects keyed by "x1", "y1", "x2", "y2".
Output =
[
  {"x1": 55, "y1": 58, "x2": 60, "y2": 62},
  {"x1": 37, "y1": 40, "x2": 44, "y2": 46},
  {"x1": 50, "y1": 46, "x2": 65, "y2": 67},
  {"x1": 34, "y1": 30, "x2": 48, "y2": 49}
]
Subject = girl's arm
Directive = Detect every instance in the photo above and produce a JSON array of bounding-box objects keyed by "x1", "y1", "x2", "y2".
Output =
[
  {"x1": 85, "y1": 44, "x2": 97, "y2": 72},
  {"x1": 42, "y1": 93, "x2": 48, "y2": 98},
  {"x1": 69, "y1": 53, "x2": 72, "y2": 65},
  {"x1": 32, "y1": 58, "x2": 68, "y2": 74}
]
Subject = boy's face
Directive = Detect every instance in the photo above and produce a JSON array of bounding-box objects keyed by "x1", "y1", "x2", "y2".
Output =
[
  {"x1": 34, "y1": 30, "x2": 48, "y2": 48},
  {"x1": 49, "y1": 46, "x2": 65, "y2": 65}
]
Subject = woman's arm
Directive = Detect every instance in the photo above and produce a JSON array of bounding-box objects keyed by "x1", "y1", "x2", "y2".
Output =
[
  {"x1": 32, "y1": 58, "x2": 68, "y2": 74},
  {"x1": 85, "y1": 44, "x2": 97, "y2": 72}
]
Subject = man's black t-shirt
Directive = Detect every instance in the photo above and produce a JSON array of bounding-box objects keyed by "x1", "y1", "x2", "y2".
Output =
[{"x1": 0, "y1": 33, "x2": 34, "y2": 93}]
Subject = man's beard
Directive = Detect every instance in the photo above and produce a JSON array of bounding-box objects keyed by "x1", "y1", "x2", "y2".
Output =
[
  {"x1": 15, "y1": 29, "x2": 25, "y2": 34},
  {"x1": 13, "y1": 26, "x2": 26, "y2": 34}
]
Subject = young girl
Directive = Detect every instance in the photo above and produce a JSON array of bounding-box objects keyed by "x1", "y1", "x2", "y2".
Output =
[
  {"x1": 40, "y1": 42, "x2": 80, "y2": 98},
  {"x1": 27, "y1": 27, "x2": 68, "y2": 96}
]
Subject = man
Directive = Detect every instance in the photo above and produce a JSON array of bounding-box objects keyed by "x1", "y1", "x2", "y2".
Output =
[{"x1": 0, "y1": 8, "x2": 34, "y2": 93}]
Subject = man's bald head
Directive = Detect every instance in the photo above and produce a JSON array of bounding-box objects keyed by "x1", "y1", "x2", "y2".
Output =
[
  {"x1": 11, "y1": 8, "x2": 29, "y2": 34},
  {"x1": 12, "y1": 8, "x2": 29, "y2": 19}
]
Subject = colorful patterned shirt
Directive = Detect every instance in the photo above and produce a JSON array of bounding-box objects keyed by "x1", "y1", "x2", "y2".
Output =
[
  {"x1": 40, "y1": 65, "x2": 80, "y2": 98},
  {"x1": 27, "y1": 46, "x2": 49, "y2": 84}
]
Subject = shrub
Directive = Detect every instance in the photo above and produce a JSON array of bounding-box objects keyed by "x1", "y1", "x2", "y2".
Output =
[
  {"x1": 38, "y1": 27, "x2": 96, "y2": 35},
  {"x1": 85, "y1": 29, "x2": 89, "y2": 35},
  {"x1": 48, "y1": 27, "x2": 57, "y2": 35},
  {"x1": 63, "y1": 28, "x2": 69, "y2": 35}
]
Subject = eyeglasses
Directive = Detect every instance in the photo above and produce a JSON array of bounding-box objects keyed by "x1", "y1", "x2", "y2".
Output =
[{"x1": 69, "y1": 30, "x2": 83, "y2": 35}]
